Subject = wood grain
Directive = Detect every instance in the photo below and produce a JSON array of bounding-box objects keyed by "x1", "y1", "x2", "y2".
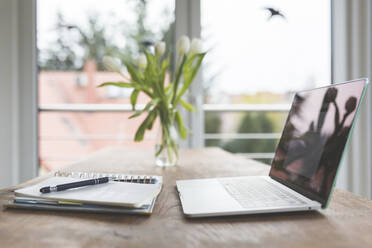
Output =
[{"x1": 1, "y1": 147, "x2": 372, "y2": 248}]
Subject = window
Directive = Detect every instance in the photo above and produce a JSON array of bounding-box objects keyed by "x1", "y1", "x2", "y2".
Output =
[
  {"x1": 36, "y1": 0, "x2": 331, "y2": 174},
  {"x1": 201, "y1": 0, "x2": 331, "y2": 163},
  {"x1": 37, "y1": 0, "x2": 175, "y2": 173}
]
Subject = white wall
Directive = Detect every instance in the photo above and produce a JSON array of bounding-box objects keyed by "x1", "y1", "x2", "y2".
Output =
[{"x1": 0, "y1": 0, "x2": 37, "y2": 188}]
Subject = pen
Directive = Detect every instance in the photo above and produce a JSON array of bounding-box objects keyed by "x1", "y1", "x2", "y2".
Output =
[{"x1": 39, "y1": 177, "x2": 110, "y2": 193}]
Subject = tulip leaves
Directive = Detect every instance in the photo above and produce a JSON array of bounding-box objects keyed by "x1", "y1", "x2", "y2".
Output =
[
  {"x1": 176, "y1": 53, "x2": 206, "y2": 103},
  {"x1": 179, "y1": 99, "x2": 196, "y2": 111},
  {"x1": 134, "y1": 109, "x2": 157, "y2": 142},
  {"x1": 129, "y1": 98, "x2": 160, "y2": 119},
  {"x1": 175, "y1": 110, "x2": 187, "y2": 139},
  {"x1": 98, "y1": 82, "x2": 134, "y2": 88},
  {"x1": 130, "y1": 89, "x2": 140, "y2": 110},
  {"x1": 99, "y1": 46, "x2": 206, "y2": 143}
]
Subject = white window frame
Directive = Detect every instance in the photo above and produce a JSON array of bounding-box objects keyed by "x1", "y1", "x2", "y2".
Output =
[
  {"x1": 175, "y1": 0, "x2": 204, "y2": 148},
  {"x1": 18, "y1": 0, "x2": 38, "y2": 184},
  {"x1": 0, "y1": 0, "x2": 38, "y2": 187}
]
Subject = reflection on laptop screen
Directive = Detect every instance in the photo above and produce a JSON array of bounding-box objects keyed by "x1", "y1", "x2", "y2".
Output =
[{"x1": 270, "y1": 79, "x2": 367, "y2": 205}]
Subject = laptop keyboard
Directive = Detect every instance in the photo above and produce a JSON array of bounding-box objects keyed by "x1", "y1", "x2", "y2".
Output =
[{"x1": 219, "y1": 177, "x2": 307, "y2": 209}]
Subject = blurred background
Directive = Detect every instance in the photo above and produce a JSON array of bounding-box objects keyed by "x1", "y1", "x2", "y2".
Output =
[{"x1": 36, "y1": 0, "x2": 330, "y2": 172}]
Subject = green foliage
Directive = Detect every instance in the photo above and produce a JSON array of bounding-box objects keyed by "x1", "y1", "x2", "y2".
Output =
[
  {"x1": 180, "y1": 99, "x2": 196, "y2": 111},
  {"x1": 39, "y1": 1, "x2": 174, "y2": 71},
  {"x1": 98, "y1": 40, "x2": 206, "y2": 147},
  {"x1": 175, "y1": 111, "x2": 187, "y2": 139},
  {"x1": 223, "y1": 113, "x2": 278, "y2": 154},
  {"x1": 98, "y1": 82, "x2": 134, "y2": 88},
  {"x1": 130, "y1": 90, "x2": 140, "y2": 110},
  {"x1": 134, "y1": 109, "x2": 157, "y2": 141},
  {"x1": 176, "y1": 53, "x2": 206, "y2": 103},
  {"x1": 204, "y1": 113, "x2": 222, "y2": 147},
  {"x1": 129, "y1": 98, "x2": 160, "y2": 119}
]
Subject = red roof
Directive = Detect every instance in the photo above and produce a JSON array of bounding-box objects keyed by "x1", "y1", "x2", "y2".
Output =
[{"x1": 39, "y1": 61, "x2": 159, "y2": 171}]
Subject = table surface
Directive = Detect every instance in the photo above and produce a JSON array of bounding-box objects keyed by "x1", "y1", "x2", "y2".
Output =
[{"x1": 1, "y1": 147, "x2": 372, "y2": 248}]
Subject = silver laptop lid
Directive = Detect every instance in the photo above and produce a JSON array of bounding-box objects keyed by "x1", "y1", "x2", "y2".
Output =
[{"x1": 269, "y1": 79, "x2": 368, "y2": 208}]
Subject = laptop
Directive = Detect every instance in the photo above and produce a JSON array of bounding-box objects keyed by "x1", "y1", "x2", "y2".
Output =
[{"x1": 176, "y1": 78, "x2": 369, "y2": 217}]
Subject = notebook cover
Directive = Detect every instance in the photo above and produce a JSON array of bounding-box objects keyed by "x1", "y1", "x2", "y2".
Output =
[
  {"x1": 15, "y1": 176, "x2": 162, "y2": 208},
  {"x1": 4, "y1": 197, "x2": 157, "y2": 215}
]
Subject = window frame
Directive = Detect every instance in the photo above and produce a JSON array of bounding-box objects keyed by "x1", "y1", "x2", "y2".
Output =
[
  {"x1": 26, "y1": 0, "x2": 337, "y2": 181},
  {"x1": 34, "y1": 0, "x2": 202, "y2": 173}
]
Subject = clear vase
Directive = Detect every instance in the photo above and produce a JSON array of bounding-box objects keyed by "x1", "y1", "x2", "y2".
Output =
[{"x1": 155, "y1": 124, "x2": 179, "y2": 167}]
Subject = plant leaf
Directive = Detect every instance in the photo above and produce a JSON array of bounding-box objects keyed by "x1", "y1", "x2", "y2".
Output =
[
  {"x1": 161, "y1": 54, "x2": 170, "y2": 72},
  {"x1": 171, "y1": 55, "x2": 187, "y2": 104},
  {"x1": 183, "y1": 53, "x2": 199, "y2": 69},
  {"x1": 129, "y1": 98, "x2": 160, "y2": 119},
  {"x1": 146, "y1": 110, "x2": 158, "y2": 130},
  {"x1": 134, "y1": 110, "x2": 158, "y2": 141},
  {"x1": 175, "y1": 111, "x2": 187, "y2": 139},
  {"x1": 175, "y1": 53, "x2": 206, "y2": 103},
  {"x1": 143, "y1": 51, "x2": 164, "y2": 100},
  {"x1": 126, "y1": 63, "x2": 143, "y2": 84},
  {"x1": 160, "y1": 54, "x2": 170, "y2": 91},
  {"x1": 165, "y1": 84, "x2": 172, "y2": 92},
  {"x1": 130, "y1": 89, "x2": 140, "y2": 110},
  {"x1": 144, "y1": 51, "x2": 157, "y2": 82},
  {"x1": 180, "y1": 99, "x2": 196, "y2": 111},
  {"x1": 97, "y1": 82, "x2": 133, "y2": 88},
  {"x1": 134, "y1": 113, "x2": 152, "y2": 142}
]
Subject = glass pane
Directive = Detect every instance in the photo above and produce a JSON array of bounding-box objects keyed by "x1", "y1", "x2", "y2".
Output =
[
  {"x1": 37, "y1": 0, "x2": 175, "y2": 173},
  {"x1": 38, "y1": 0, "x2": 175, "y2": 104},
  {"x1": 201, "y1": 0, "x2": 331, "y2": 162},
  {"x1": 205, "y1": 111, "x2": 286, "y2": 152},
  {"x1": 39, "y1": 112, "x2": 159, "y2": 171}
]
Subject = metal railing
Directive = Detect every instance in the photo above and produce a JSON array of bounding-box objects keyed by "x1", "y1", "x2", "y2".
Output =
[
  {"x1": 39, "y1": 103, "x2": 291, "y2": 160},
  {"x1": 40, "y1": 103, "x2": 291, "y2": 112},
  {"x1": 39, "y1": 104, "x2": 145, "y2": 112}
]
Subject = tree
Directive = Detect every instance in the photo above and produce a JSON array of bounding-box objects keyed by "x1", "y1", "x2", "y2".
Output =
[
  {"x1": 118, "y1": 0, "x2": 175, "y2": 67},
  {"x1": 39, "y1": 0, "x2": 174, "y2": 71},
  {"x1": 204, "y1": 113, "x2": 222, "y2": 147},
  {"x1": 38, "y1": 12, "x2": 78, "y2": 70},
  {"x1": 223, "y1": 113, "x2": 277, "y2": 156},
  {"x1": 67, "y1": 16, "x2": 120, "y2": 70}
]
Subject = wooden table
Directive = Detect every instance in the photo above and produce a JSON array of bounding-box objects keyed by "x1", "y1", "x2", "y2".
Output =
[{"x1": 1, "y1": 147, "x2": 372, "y2": 248}]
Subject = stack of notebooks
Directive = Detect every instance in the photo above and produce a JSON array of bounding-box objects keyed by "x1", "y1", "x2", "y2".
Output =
[{"x1": 5, "y1": 171, "x2": 163, "y2": 215}]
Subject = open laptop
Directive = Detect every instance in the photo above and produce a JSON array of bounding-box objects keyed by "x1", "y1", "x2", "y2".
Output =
[{"x1": 176, "y1": 78, "x2": 368, "y2": 217}]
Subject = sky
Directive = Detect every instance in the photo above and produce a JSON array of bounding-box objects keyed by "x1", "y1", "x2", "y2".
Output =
[
  {"x1": 37, "y1": 0, "x2": 331, "y2": 95},
  {"x1": 37, "y1": 0, "x2": 174, "y2": 52},
  {"x1": 201, "y1": 0, "x2": 331, "y2": 94}
]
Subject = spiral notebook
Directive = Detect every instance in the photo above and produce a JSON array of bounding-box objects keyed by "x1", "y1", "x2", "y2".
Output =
[
  {"x1": 53, "y1": 171, "x2": 162, "y2": 184},
  {"x1": 6, "y1": 196, "x2": 158, "y2": 215},
  {"x1": 13, "y1": 171, "x2": 163, "y2": 209}
]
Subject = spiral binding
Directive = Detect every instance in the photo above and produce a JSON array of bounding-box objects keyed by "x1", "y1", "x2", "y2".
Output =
[{"x1": 54, "y1": 171, "x2": 155, "y2": 184}]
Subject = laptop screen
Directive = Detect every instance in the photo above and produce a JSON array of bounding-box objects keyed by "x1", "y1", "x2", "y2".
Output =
[{"x1": 269, "y1": 79, "x2": 367, "y2": 206}]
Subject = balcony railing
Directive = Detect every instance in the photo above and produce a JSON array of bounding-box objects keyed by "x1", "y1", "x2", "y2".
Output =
[
  {"x1": 39, "y1": 103, "x2": 290, "y2": 160},
  {"x1": 40, "y1": 103, "x2": 291, "y2": 112}
]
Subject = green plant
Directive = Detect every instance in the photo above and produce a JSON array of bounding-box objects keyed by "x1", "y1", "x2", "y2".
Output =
[
  {"x1": 98, "y1": 36, "x2": 206, "y2": 163},
  {"x1": 223, "y1": 113, "x2": 277, "y2": 161}
]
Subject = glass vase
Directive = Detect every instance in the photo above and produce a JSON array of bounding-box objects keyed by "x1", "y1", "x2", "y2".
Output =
[{"x1": 155, "y1": 124, "x2": 179, "y2": 167}]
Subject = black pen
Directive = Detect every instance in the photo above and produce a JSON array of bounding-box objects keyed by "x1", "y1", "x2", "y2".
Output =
[{"x1": 39, "y1": 177, "x2": 110, "y2": 193}]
